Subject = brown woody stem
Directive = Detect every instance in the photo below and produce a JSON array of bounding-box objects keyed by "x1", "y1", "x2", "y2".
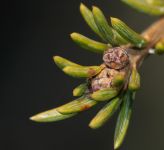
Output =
[{"x1": 128, "y1": 17, "x2": 164, "y2": 69}]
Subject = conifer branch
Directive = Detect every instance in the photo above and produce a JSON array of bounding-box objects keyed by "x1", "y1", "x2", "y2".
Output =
[{"x1": 30, "y1": 1, "x2": 164, "y2": 149}]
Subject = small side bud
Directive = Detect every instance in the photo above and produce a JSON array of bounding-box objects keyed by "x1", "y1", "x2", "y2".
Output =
[
  {"x1": 128, "y1": 68, "x2": 140, "y2": 91},
  {"x1": 57, "y1": 96, "x2": 97, "y2": 114},
  {"x1": 90, "y1": 88, "x2": 118, "y2": 101},
  {"x1": 111, "y1": 17, "x2": 147, "y2": 48},
  {"x1": 90, "y1": 66, "x2": 128, "y2": 92},
  {"x1": 155, "y1": 38, "x2": 164, "y2": 55},
  {"x1": 73, "y1": 83, "x2": 87, "y2": 97},
  {"x1": 70, "y1": 33, "x2": 109, "y2": 53},
  {"x1": 89, "y1": 97, "x2": 121, "y2": 129},
  {"x1": 53, "y1": 56, "x2": 81, "y2": 69}
]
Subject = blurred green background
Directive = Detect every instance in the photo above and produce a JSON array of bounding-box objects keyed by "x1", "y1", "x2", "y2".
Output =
[{"x1": 1, "y1": 0, "x2": 164, "y2": 150}]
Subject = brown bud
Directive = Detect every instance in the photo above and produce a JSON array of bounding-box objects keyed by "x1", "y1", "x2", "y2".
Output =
[
  {"x1": 90, "y1": 64, "x2": 129, "y2": 92},
  {"x1": 103, "y1": 47, "x2": 129, "y2": 70},
  {"x1": 90, "y1": 67, "x2": 119, "y2": 92}
]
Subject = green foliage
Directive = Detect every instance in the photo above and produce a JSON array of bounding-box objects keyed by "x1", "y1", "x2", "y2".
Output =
[
  {"x1": 92, "y1": 6, "x2": 115, "y2": 44},
  {"x1": 91, "y1": 88, "x2": 119, "y2": 101},
  {"x1": 30, "y1": 109, "x2": 76, "y2": 122},
  {"x1": 73, "y1": 83, "x2": 87, "y2": 97},
  {"x1": 30, "y1": 1, "x2": 164, "y2": 150},
  {"x1": 128, "y1": 68, "x2": 141, "y2": 91},
  {"x1": 111, "y1": 17, "x2": 147, "y2": 48},
  {"x1": 89, "y1": 97, "x2": 121, "y2": 129},
  {"x1": 70, "y1": 32, "x2": 109, "y2": 53},
  {"x1": 122, "y1": 0, "x2": 164, "y2": 16},
  {"x1": 57, "y1": 96, "x2": 97, "y2": 114},
  {"x1": 155, "y1": 38, "x2": 164, "y2": 55},
  {"x1": 114, "y1": 91, "x2": 135, "y2": 149},
  {"x1": 63, "y1": 65, "x2": 102, "y2": 78},
  {"x1": 112, "y1": 74, "x2": 125, "y2": 86},
  {"x1": 80, "y1": 3, "x2": 105, "y2": 40},
  {"x1": 54, "y1": 56, "x2": 82, "y2": 69}
]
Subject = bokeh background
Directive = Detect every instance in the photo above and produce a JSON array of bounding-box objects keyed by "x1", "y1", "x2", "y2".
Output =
[{"x1": 2, "y1": 0, "x2": 164, "y2": 150}]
